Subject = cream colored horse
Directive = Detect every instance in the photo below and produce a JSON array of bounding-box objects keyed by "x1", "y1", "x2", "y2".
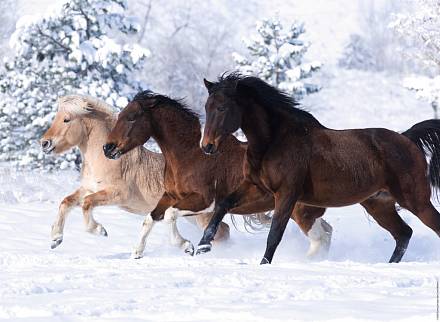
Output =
[{"x1": 40, "y1": 95, "x2": 230, "y2": 257}]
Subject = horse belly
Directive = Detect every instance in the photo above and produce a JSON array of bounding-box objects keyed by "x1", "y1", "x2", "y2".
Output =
[{"x1": 301, "y1": 156, "x2": 385, "y2": 207}]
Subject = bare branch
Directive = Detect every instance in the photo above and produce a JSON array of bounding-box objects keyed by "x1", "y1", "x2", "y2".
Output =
[
  {"x1": 78, "y1": 5, "x2": 92, "y2": 39},
  {"x1": 138, "y1": 0, "x2": 152, "y2": 42},
  {"x1": 169, "y1": 7, "x2": 191, "y2": 39},
  {"x1": 36, "y1": 26, "x2": 71, "y2": 52}
]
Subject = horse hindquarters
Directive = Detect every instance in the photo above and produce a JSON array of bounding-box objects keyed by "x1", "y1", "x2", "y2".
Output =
[{"x1": 384, "y1": 138, "x2": 440, "y2": 240}]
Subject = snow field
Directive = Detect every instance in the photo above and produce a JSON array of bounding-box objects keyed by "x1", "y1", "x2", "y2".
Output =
[{"x1": 1, "y1": 169, "x2": 440, "y2": 321}]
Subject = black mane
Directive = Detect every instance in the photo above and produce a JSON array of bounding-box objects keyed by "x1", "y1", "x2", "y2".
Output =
[
  {"x1": 132, "y1": 90, "x2": 199, "y2": 121},
  {"x1": 212, "y1": 72, "x2": 322, "y2": 126}
]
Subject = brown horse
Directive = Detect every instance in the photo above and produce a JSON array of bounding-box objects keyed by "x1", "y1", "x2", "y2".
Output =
[
  {"x1": 103, "y1": 91, "x2": 340, "y2": 257},
  {"x1": 199, "y1": 73, "x2": 440, "y2": 264}
]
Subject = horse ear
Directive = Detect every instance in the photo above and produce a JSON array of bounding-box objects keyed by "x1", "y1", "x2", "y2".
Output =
[
  {"x1": 85, "y1": 103, "x2": 94, "y2": 113},
  {"x1": 203, "y1": 78, "x2": 214, "y2": 92}
]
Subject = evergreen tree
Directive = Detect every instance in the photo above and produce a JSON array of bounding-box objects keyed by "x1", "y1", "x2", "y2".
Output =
[
  {"x1": 0, "y1": 0, "x2": 150, "y2": 169},
  {"x1": 339, "y1": 34, "x2": 376, "y2": 70},
  {"x1": 233, "y1": 17, "x2": 321, "y2": 100}
]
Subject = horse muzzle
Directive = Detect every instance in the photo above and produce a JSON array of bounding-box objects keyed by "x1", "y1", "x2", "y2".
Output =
[
  {"x1": 201, "y1": 142, "x2": 218, "y2": 155},
  {"x1": 103, "y1": 143, "x2": 122, "y2": 160},
  {"x1": 41, "y1": 139, "x2": 55, "y2": 154}
]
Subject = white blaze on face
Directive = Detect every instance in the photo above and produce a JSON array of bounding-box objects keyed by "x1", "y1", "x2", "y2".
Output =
[{"x1": 199, "y1": 125, "x2": 205, "y2": 149}]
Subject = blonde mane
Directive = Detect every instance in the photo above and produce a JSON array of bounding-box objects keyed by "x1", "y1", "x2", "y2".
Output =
[{"x1": 58, "y1": 94, "x2": 117, "y2": 118}]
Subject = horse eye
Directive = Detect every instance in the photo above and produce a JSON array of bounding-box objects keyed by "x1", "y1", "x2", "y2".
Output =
[
  {"x1": 64, "y1": 118, "x2": 70, "y2": 123},
  {"x1": 217, "y1": 105, "x2": 226, "y2": 112}
]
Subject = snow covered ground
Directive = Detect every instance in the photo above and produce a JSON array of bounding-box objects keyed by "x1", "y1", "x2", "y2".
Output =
[{"x1": 1, "y1": 155, "x2": 440, "y2": 322}]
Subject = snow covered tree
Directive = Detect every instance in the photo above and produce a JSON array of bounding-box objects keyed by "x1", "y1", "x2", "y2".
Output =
[
  {"x1": 391, "y1": 0, "x2": 440, "y2": 72},
  {"x1": 339, "y1": 34, "x2": 376, "y2": 70},
  {"x1": 340, "y1": 0, "x2": 406, "y2": 73},
  {"x1": 390, "y1": 0, "x2": 440, "y2": 118},
  {"x1": 403, "y1": 76, "x2": 440, "y2": 119},
  {"x1": 0, "y1": 0, "x2": 17, "y2": 57},
  {"x1": 0, "y1": 0, "x2": 150, "y2": 170},
  {"x1": 233, "y1": 17, "x2": 321, "y2": 100}
]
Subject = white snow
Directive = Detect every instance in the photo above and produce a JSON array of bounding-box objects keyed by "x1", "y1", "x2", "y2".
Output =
[{"x1": 1, "y1": 153, "x2": 440, "y2": 322}]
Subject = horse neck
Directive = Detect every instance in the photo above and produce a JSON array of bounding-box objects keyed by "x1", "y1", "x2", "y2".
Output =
[
  {"x1": 150, "y1": 105, "x2": 202, "y2": 163},
  {"x1": 240, "y1": 101, "x2": 272, "y2": 157},
  {"x1": 78, "y1": 114, "x2": 116, "y2": 163}
]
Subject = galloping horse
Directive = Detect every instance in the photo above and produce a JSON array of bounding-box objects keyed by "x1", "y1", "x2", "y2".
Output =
[
  {"x1": 103, "y1": 91, "x2": 283, "y2": 256},
  {"x1": 198, "y1": 73, "x2": 440, "y2": 264},
  {"x1": 41, "y1": 95, "x2": 230, "y2": 256}
]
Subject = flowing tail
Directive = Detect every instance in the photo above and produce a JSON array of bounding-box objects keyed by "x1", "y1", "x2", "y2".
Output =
[
  {"x1": 401, "y1": 119, "x2": 440, "y2": 192},
  {"x1": 231, "y1": 212, "x2": 273, "y2": 232}
]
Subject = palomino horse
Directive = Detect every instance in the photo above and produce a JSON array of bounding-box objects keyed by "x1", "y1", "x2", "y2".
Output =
[
  {"x1": 199, "y1": 73, "x2": 440, "y2": 264},
  {"x1": 41, "y1": 95, "x2": 230, "y2": 256}
]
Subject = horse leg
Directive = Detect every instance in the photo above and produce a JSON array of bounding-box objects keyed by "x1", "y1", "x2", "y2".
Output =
[
  {"x1": 389, "y1": 172, "x2": 440, "y2": 239},
  {"x1": 51, "y1": 188, "x2": 84, "y2": 249},
  {"x1": 133, "y1": 192, "x2": 174, "y2": 258},
  {"x1": 132, "y1": 214, "x2": 156, "y2": 259},
  {"x1": 196, "y1": 213, "x2": 230, "y2": 243},
  {"x1": 261, "y1": 190, "x2": 298, "y2": 264},
  {"x1": 163, "y1": 207, "x2": 195, "y2": 256},
  {"x1": 196, "y1": 180, "x2": 257, "y2": 255},
  {"x1": 291, "y1": 204, "x2": 331, "y2": 259},
  {"x1": 394, "y1": 194, "x2": 440, "y2": 238},
  {"x1": 360, "y1": 196, "x2": 413, "y2": 263},
  {"x1": 81, "y1": 189, "x2": 122, "y2": 236},
  {"x1": 414, "y1": 203, "x2": 440, "y2": 236},
  {"x1": 164, "y1": 194, "x2": 224, "y2": 255}
]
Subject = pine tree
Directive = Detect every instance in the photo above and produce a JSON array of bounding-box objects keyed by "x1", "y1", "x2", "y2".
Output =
[
  {"x1": 233, "y1": 17, "x2": 321, "y2": 100},
  {"x1": 339, "y1": 34, "x2": 376, "y2": 70},
  {"x1": 0, "y1": 0, "x2": 150, "y2": 170}
]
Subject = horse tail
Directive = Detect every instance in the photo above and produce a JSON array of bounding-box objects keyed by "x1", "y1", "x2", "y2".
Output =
[
  {"x1": 401, "y1": 119, "x2": 440, "y2": 193},
  {"x1": 231, "y1": 212, "x2": 272, "y2": 232}
]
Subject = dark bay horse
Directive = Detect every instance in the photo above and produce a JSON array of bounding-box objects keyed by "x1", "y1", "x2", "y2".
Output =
[
  {"x1": 103, "y1": 91, "x2": 341, "y2": 257},
  {"x1": 199, "y1": 73, "x2": 440, "y2": 264}
]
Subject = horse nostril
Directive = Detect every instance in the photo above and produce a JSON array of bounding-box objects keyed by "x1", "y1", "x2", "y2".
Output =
[
  {"x1": 41, "y1": 140, "x2": 51, "y2": 149},
  {"x1": 203, "y1": 143, "x2": 215, "y2": 155},
  {"x1": 103, "y1": 143, "x2": 116, "y2": 155}
]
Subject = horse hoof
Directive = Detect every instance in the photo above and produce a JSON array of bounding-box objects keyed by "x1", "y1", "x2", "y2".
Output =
[
  {"x1": 196, "y1": 244, "x2": 211, "y2": 255},
  {"x1": 131, "y1": 250, "x2": 143, "y2": 259},
  {"x1": 98, "y1": 226, "x2": 108, "y2": 237},
  {"x1": 260, "y1": 257, "x2": 270, "y2": 265},
  {"x1": 132, "y1": 254, "x2": 143, "y2": 260},
  {"x1": 51, "y1": 238, "x2": 63, "y2": 249},
  {"x1": 388, "y1": 247, "x2": 406, "y2": 263},
  {"x1": 184, "y1": 243, "x2": 195, "y2": 256}
]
